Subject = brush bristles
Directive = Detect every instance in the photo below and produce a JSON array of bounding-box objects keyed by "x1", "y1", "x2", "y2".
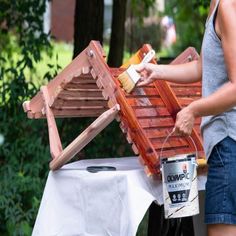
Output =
[
  {"x1": 118, "y1": 66, "x2": 141, "y2": 93},
  {"x1": 118, "y1": 72, "x2": 136, "y2": 93}
]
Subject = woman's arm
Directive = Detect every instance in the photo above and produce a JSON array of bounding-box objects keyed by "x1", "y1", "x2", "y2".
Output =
[
  {"x1": 134, "y1": 56, "x2": 202, "y2": 86},
  {"x1": 174, "y1": 0, "x2": 236, "y2": 136}
]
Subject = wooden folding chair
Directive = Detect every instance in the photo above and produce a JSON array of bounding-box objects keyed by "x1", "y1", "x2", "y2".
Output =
[{"x1": 23, "y1": 41, "x2": 206, "y2": 175}]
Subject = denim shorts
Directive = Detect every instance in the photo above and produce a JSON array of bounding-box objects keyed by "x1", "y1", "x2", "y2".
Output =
[{"x1": 205, "y1": 136, "x2": 236, "y2": 225}]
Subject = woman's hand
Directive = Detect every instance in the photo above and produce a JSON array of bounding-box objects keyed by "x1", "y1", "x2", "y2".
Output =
[
  {"x1": 173, "y1": 105, "x2": 196, "y2": 136},
  {"x1": 132, "y1": 63, "x2": 162, "y2": 86}
]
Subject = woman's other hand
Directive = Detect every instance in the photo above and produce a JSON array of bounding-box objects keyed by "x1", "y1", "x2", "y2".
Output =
[{"x1": 173, "y1": 106, "x2": 196, "y2": 136}]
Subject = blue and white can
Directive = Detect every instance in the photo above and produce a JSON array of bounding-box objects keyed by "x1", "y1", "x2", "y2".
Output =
[{"x1": 161, "y1": 153, "x2": 199, "y2": 218}]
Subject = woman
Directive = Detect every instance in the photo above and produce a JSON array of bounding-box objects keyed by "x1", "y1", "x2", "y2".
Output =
[{"x1": 134, "y1": 0, "x2": 236, "y2": 235}]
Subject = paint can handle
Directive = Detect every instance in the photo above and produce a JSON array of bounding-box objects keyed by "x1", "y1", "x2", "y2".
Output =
[{"x1": 160, "y1": 129, "x2": 198, "y2": 163}]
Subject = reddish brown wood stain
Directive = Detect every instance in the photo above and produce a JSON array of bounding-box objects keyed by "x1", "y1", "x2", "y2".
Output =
[{"x1": 23, "y1": 41, "x2": 205, "y2": 175}]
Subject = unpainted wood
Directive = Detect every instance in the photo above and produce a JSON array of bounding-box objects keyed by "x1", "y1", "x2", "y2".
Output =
[
  {"x1": 41, "y1": 86, "x2": 63, "y2": 159},
  {"x1": 50, "y1": 105, "x2": 120, "y2": 170}
]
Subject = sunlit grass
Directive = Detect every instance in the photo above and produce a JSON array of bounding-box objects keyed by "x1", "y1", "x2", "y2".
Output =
[
  {"x1": 3, "y1": 39, "x2": 166, "y2": 91},
  {"x1": 25, "y1": 41, "x2": 73, "y2": 87}
]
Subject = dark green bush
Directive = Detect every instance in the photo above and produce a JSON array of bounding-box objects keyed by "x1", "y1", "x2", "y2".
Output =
[
  {"x1": 0, "y1": 0, "x2": 52, "y2": 234},
  {"x1": 165, "y1": 0, "x2": 210, "y2": 54}
]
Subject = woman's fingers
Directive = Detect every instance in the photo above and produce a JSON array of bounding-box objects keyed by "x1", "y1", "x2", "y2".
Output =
[
  {"x1": 173, "y1": 126, "x2": 191, "y2": 136},
  {"x1": 132, "y1": 63, "x2": 145, "y2": 73},
  {"x1": 137, "y1": 77, "x2": 152, "y2": 86},
  {"x1": 173, "y1": 107, "x2": 196, "y2": 136},
  {"x1": 133, "y1": 63, "x2": 156, "y2": 86}
]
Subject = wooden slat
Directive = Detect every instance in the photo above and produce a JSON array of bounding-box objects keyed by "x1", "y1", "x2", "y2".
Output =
[
  {"x1": 71, "y1": 76, "x2": 96, "y2": 83},
  {"x1": 52, "y1": 98, "x2": 108, "y2": 108},
  {"x1": 51, "y1": 108, "x2": 107, "y2": 118},
  {"x1": 169, "y1": 82, "x2": 202, "y2": 88},
  {"x1": 53, "y1": 106, "x2": 106, "y2": 110},
  {"x1": 157, "y1": 147, "x2": 194, "y2": 158},
  {"x1": 58, "y1": 89, "x2": 103, "y2": 98},
  {"x1": 130, "y1": 87, "x2": 162, "y2": 97},
  {"x1": 143, "y1": 127, "x2": 173, "y2": 139},
  {"x1": 109, "y1": 67, "x2": 125, "y2": 77},
  {"x1": 144, "y1": 124, "x2": 201, "y2": 141},
  {"x1": 133, "y1": 107, "x2": 170, "y2": 118},
  {"x1": 63, "y1": 87, "x2": 102, "y2": 92},
  {"x1": 139, "y1": 117, "x2": 200, "y2": 128},
  {"x1": 50, "y1": 105, "x2": 120, "y2": 170},
  {"x1": 127, "y1": 98, "x2": 165, "y2": 107},
  {"x1": 126, "y1": 94, "x2": 161, "y2": 99},
  {"x1": 151, "y1": 136, "x2": 189, "y2": 150},
  {"x1": 144, "y1": 126, "x2": 178, "y2": 139},
  {"x1": 177, "y1": 98, "x2": 196, "y2": 106},
  {"x1": 41, "y1": 86, "x2": 63, "y2": 159},
  {"x1": 171, "y1": 87, "x2": 201, "y2": 97},
  {"x1": 64, "y1": 82, "x2": 98, "y2": 89},
  {"x1": 53, "y1": 96, "x2": 106, "y2": 102},
  {"x1": 139, "y1": 117, "x2": 174, "y2": 129}
]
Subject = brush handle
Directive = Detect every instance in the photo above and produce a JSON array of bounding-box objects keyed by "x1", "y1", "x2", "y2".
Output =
[{"x1": 141, "y1": 49, "x2": 156, "y2": 64}]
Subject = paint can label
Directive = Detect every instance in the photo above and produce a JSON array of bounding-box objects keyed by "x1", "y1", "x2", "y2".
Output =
[{"x1": 162, "y1": 154, "x2": 199, "y2": 218}]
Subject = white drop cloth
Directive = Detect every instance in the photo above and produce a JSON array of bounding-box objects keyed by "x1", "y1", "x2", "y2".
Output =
[{"x1": 32, "y1": 157, "x2": 206, "y2": 236}]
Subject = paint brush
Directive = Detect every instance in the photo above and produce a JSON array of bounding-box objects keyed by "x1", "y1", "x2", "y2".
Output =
[{"x1": 118, "y1": 49, "x2": 156, "y2": 93}]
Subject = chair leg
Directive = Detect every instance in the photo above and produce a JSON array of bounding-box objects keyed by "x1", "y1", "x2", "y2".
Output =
[
  {"x1": 50, "y1": 104, "x2": 120, "y2": 170},
  {"x1": 41, "y1": 86, "x2": 62, "y2": 159}
]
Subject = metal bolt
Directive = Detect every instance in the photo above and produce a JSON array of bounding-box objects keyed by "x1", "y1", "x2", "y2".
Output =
[
  {"x1": 88, "y1": 50, "x2": 94, "y2": 58},
  {"x1": 187, "y1": 55, "x2": 193, "y2": 62}
]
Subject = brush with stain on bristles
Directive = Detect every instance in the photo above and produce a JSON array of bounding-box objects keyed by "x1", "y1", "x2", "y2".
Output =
[{"x1": 118, "y1": 49, "x2": 156, "y2": 93}]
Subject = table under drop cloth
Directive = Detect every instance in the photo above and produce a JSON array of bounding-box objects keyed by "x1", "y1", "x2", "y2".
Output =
[{"x1": 32, "y1": 157, "x2": 207, "y2": 236}]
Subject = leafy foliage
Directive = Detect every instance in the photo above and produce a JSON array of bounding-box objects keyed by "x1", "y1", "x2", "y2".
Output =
[
  {"x1": 131, "y1": 0, "x2": 156, "y2": 21},
  {"x1": 126, "y1": 0, "x2": 161, "y2": 54},
  {"x1": 165, "y1": 0, "x2": 210, "y2": 54},
  {"x1": 0, "y1": 0, "x2": 52, "y2": 234}
]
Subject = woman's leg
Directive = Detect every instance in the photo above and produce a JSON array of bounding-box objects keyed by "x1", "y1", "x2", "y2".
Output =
[
  {"x1": 205, "y1": 137, "x2": 236, "y2": 235},
  {"x1": 208, "y1": 224, "x2": 236, "y2": 236}
]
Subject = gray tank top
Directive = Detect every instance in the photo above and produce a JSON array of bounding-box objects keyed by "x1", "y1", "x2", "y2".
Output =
[{"x1": 201, "y1": 0, "x2": 236, "y2": 159}]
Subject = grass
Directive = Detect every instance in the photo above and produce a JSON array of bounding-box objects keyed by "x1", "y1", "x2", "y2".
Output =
[
  {"x1": 1, "y1": 38, "x2": 74, "y2": 93},
  {"x1": 25, "y1": 41, "x2": 132, "y2": 88},
  {"x1": 25, "y1": 41, "x2": 73, "y2": 87},
  {"x1": 4, "y1": 38, "x2": 166, "y2": 90}
]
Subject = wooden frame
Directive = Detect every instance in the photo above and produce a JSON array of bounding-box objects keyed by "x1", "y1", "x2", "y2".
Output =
[
  {"x1": 49, "y1": 104, "x2": 120, "y2": 170},
  {"x1": 23, "y1": 41, "x2": 206, "y2": 175}
]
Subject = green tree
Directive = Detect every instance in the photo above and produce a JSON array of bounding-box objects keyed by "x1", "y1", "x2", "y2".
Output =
[
  {"x1": 73, "y1": 0, "x2": 104, "y2": 58},
  {"x1": 107, "y1": 0, "x2": 128, "y2": 67},
  {"x1": 125, "y1": 0, "x2": 161, "y2": 54},
  {"x1": 0, "y1": 0, "x2": 53, "y2": 234},
  {"x1": 165, "y1": 0, "x2": 210, "y2": 54}
]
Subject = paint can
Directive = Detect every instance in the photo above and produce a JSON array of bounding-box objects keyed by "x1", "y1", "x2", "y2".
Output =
[{"x1": 160, "y1": 131, "x2": 199, "y2": 219}]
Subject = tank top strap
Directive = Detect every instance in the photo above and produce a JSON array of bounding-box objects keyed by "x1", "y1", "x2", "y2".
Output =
[{"x1": 205, "y1": 0, "x2": 220, "y2": 27}]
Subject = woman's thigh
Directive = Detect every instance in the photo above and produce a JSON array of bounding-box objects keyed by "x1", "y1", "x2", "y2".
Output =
[{"x1": 205, "y1": 136, "x2": 236, "y2": 225}]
